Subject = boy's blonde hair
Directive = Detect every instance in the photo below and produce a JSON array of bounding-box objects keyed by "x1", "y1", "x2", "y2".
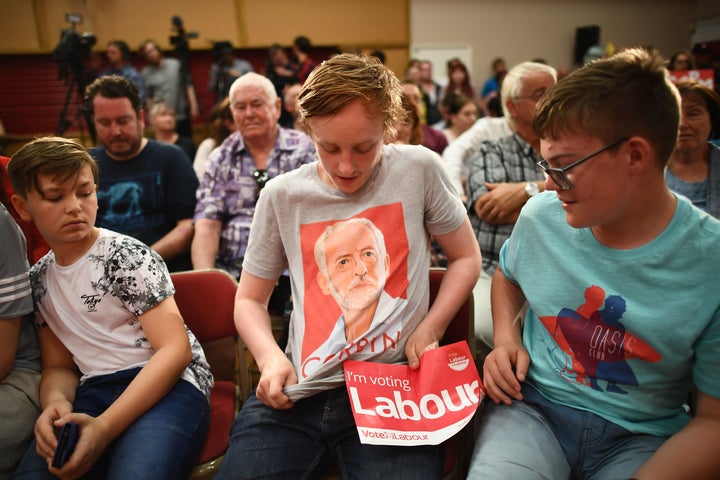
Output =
[
  {"x1": 298, "y1": 53, "x2": 405, "y2": 141},
  {"x1": 8, "y1": 136, "x2": 98, "y2": 198}
]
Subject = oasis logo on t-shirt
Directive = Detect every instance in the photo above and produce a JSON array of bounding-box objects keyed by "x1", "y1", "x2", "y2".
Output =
[{"x1": 81, "y1": 294, "x2": 101, "y2": 312}]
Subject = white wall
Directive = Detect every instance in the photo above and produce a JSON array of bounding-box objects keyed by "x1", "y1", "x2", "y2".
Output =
[{"x1": 410, "y1": 0, "x2": 696, "y2": 85}]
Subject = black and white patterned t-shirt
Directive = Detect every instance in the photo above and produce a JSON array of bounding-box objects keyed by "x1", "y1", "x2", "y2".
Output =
[{"x1": 30, "y1": 228, "x2": 213, "y2": 399}]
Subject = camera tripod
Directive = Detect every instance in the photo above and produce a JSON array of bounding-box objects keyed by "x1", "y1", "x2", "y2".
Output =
[{"x1": 56, "y1": 65, "x2": 96, "y2": 144}]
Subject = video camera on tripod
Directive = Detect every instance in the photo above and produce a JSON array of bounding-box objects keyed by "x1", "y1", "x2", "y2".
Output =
[
  {"x1": 53, "y1": 13, "x2": 96, "y2": 83},
  {"x1": 53, "y1": 12, "x2": 96, "y2": 141},
  {"x1": 169, "y1": 16, "x2": 198, "y2": 101}
]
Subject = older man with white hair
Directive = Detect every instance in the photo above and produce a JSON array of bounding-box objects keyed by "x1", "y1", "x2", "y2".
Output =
[
  {"x1": 464, "y1": 61, "x2": 557, "y2": 350},
  {"x1": 192, "y1": 72, "x2": 316, "y2": 311}
]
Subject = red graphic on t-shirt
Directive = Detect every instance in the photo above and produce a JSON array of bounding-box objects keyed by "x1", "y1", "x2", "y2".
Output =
[
  {"x1": 539, "y1": 285, "x2": 661, "y2": 393},
  {"x1": 299, "y1": 203, "x2": 409, "y2": 366}
]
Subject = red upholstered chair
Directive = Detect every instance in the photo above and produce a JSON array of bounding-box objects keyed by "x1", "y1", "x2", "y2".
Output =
[
  {"x1": 429, "y1": 267, "x2": 476, "y2": 480},
  {"x1": 170, "y1": 269, "x2": 252, "y2": 480}
]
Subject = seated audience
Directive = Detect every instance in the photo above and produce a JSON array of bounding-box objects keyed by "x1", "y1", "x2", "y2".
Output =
[
  {"x1": 192, "y1": 72, "x2": 316, "y2": 314},
  {"x1": 84, "y1": 75, "x2": 198, "y2": 272},
  {"x1": 665, "y1": 80, "x2": 720, "y2": 219},
  {"x1": 480, "y1": 57, "x2": 508, "y2": 117},
  {"x1": 392, "y1": 91, "x2": 424, "y2": 146},
  {"x1": 402, "y1": 82, "x2": 448, "y2": 154},
  {"x1": 667, "y1": 49, "x2": 697, "y2": 71},
  {"x1": 149, "y1": 100, "x2": 197, "y2": 161},
  {"x1": 403, "y1": 60, "x2": 428, "y2": 123},
  {"x1": 441, "y1": 93, "x2": 479, "y2": 143},
  {"x1": 480, "y1": 57, "x2": 507, "y2": 99},
  {"x1": 264, "y1": 43, "x2": 297, "y2": 127},
  {"x1": 281, "y1": 83, "x2": 308, "y2": 134},
  {"x1": 10, "y1": 136, "x2": 212, "y2": 480},
  {"x1": 194, "y1": 97, "x2": 236, "y2": 179},
  {"x1": 466, "y1": 61, "x2": 557, "y2": 349},
  {"x1": 441, "y1": 59, "x2": 476, "y2": 106}
]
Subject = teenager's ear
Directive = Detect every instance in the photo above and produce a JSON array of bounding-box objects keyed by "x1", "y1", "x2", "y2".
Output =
[
  {"x1": 626, "y1": 136, "x2": 654, "y2": 174},
  {"x1": 10, "y1": 193, "x2": 32, "y2": 222}
]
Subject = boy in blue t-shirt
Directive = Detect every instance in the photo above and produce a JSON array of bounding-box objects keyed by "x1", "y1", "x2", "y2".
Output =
[{"x1": 468, "y1": 48, "x2": 720, "y2": 479}]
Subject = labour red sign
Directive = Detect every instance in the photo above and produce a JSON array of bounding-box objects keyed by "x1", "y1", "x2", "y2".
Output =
[{"x1": 344, "y1": 341, "x2": 483, "y2": 445}]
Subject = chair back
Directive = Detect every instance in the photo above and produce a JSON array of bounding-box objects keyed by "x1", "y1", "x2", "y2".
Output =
[
  {"x1": 172, "y1": 268, "x2": 238, "y2": 342},
  {"x1": 170, "y1": 268, "x2": 250, "y2": 479}
]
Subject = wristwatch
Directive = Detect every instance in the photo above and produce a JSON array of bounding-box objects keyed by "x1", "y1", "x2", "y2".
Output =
[{"x1": 525, "y1": 181, "x2": 539, "y2": 197}]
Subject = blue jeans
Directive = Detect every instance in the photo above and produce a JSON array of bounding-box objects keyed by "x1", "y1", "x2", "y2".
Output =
[
  {"x1": 215, "y1": 386, "x2": 444, "y2": 480},
  {"x1": 467, "y1": 384, "x2": 668, "y2": 479},
  {"x1": 14, "y1": 367, "x2": 210, "y2": 480}
]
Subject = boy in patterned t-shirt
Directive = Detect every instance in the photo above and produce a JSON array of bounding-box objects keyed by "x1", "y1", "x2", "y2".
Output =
[{"x1": 8, "y1": 136, "x2": 212, "y2": 480}]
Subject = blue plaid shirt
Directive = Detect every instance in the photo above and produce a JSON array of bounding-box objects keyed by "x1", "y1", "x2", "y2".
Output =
[{"x1": 466, "y1": 133, "x2": 545, "y2": 274}]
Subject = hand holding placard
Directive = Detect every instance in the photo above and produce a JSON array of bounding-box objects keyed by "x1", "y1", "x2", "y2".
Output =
[{"x1": 344, "y1": 341, "x2": 483, "y2": 446}]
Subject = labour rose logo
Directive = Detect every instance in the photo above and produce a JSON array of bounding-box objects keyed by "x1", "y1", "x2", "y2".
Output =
[{"x1": 447, "y1": 345, "x2": 470, "y2": 371}]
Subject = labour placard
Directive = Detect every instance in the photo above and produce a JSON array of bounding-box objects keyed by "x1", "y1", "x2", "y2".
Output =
[{"x1": 344, "y1": 341, "x2": 483, "y2": 445}]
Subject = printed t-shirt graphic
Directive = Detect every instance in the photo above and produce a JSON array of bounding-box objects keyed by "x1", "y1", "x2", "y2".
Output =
[
  {"x1": 299, "y1": 203, "x2": 409, "y2": 379},
  {"x1": 539, "y1": 285, "x2": 661, "y2": 393}
]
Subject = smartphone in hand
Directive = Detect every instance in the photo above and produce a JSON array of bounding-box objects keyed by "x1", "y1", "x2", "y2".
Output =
[{"x1": 52, "y1": 422, "x2": 79, "y2": 468}]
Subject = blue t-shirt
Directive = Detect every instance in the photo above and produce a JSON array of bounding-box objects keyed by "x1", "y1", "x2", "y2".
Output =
[
  {"x1": 90, "y1": 139, "x2": 198, "y2": 271},
  {"x1": 500, "y1": 192, "x2": 720, "y2": 436}
]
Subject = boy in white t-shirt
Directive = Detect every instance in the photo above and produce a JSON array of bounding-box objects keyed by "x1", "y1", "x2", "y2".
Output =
[{"x1": 9, "y1": 136, "x2": 212, "y2": 480}]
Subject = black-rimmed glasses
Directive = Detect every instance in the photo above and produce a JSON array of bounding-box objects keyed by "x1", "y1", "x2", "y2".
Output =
[
  {"x1": 253, "y1": 169, "x2": 269, "y2": 191},
  {"x1": 536, "y1": 137, "x2": 629, "y2": 190}
]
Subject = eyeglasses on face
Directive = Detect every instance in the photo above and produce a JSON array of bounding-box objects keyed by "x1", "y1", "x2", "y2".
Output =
[
  {"x1": 536, "y1": 137, "x2": 629, "y2": 190},
  {"x1": 253, "y1": 169, "x2": 269, "y2": 190}
]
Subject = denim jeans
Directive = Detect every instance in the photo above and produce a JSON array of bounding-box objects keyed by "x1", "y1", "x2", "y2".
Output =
[
  {"x1": 14, "y1": 367, "x2": 210, "y2": 480},
  {"x1": 215, "y1": 386, "x2": 444, "y2": 480},
  {"x1": 467, "y1": 384, "x2": 668, "y2": 480}
]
